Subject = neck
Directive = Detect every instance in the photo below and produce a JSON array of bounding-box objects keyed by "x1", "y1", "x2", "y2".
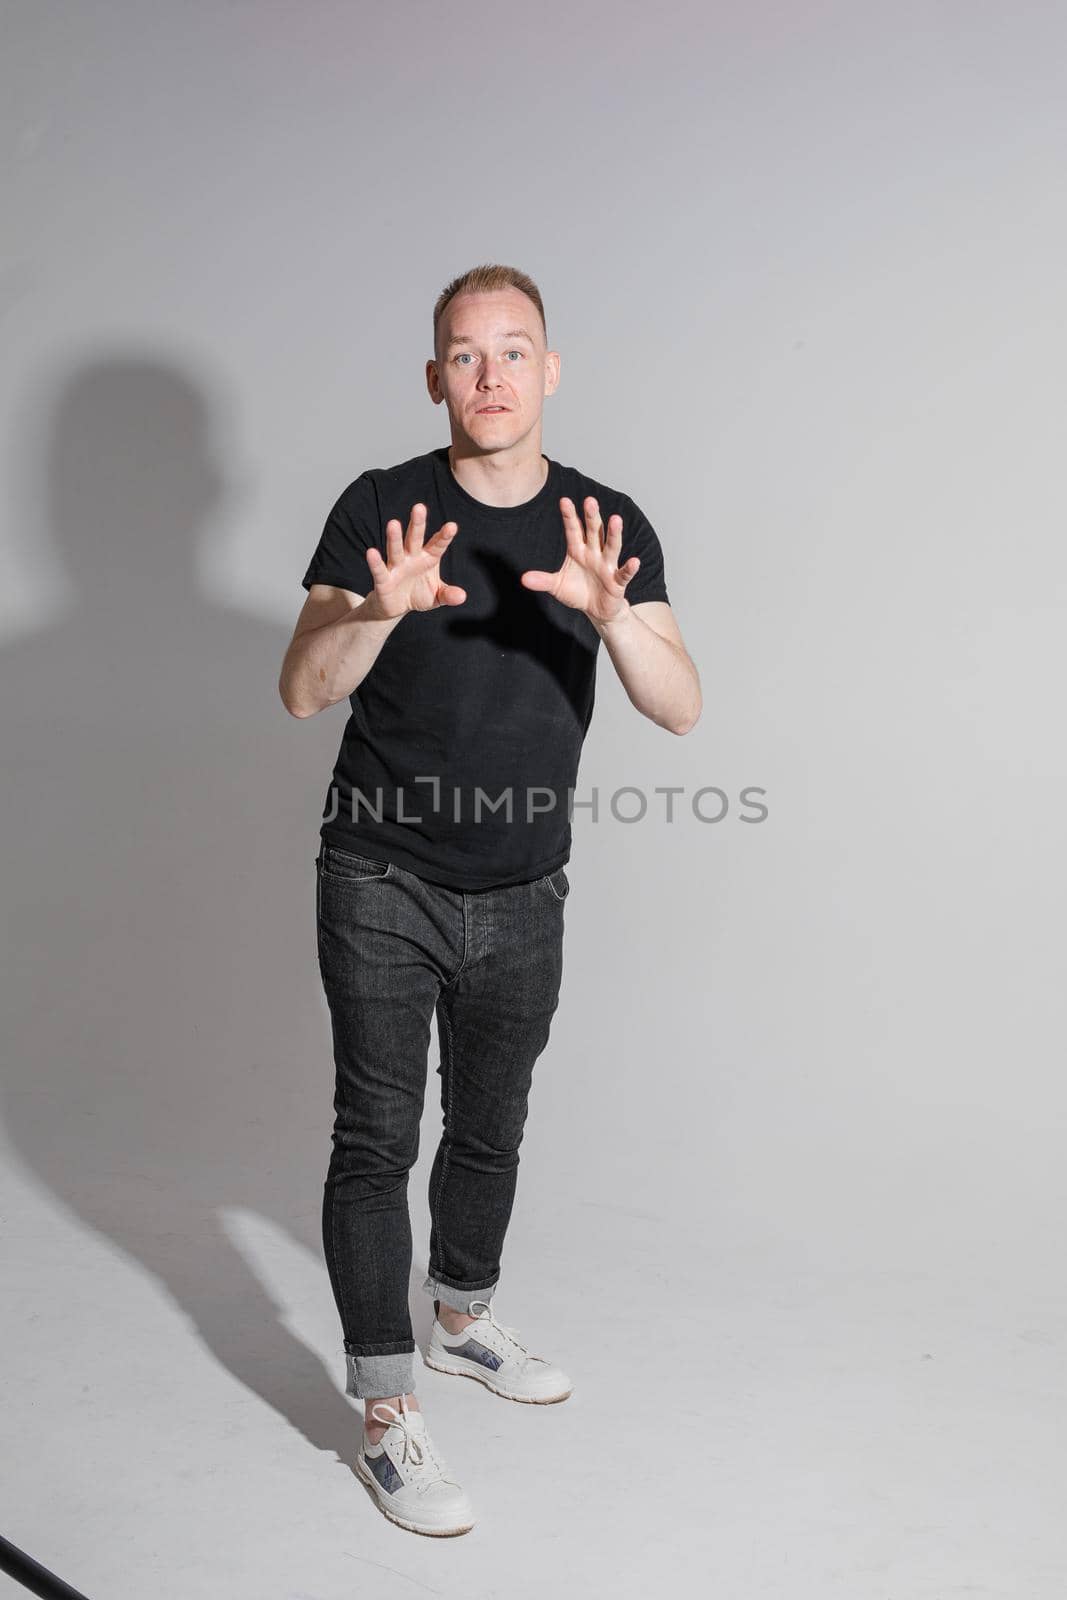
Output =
[{"x1": 447, "y1": 441, "x2": 548, "y2": 508}]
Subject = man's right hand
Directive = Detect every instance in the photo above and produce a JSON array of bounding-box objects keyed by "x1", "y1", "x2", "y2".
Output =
[{"x1": 362, "y1": 503, "x2": 466, "y2": 620}]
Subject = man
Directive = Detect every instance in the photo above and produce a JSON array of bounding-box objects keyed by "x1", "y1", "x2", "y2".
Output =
[{"x1": 279, "y1": 263, "x2": 700, "y2": 1537}]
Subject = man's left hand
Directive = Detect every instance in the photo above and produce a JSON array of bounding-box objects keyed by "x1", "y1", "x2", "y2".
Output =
[{"x1": 520, "y1": 496, "x2": 639, "y2": 624}]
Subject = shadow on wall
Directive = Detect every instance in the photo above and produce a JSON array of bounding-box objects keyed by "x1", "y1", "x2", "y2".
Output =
[{"x1": 0, "y1": 356, "x2": 412, "y2": 1460}]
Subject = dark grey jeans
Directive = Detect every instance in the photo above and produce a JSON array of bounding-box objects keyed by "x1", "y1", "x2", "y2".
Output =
[{"x1": 314, "y1": 839, "x2": 568, "y2": 1400}]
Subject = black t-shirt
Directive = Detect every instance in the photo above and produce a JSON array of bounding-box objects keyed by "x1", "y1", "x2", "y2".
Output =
[{"x1": 301, "y1": 445, "x2": 670, "y2": 890}]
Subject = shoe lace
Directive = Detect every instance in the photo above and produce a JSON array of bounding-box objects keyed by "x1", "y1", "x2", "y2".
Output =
[
  {"x1": 367, "y1": 1402, "x2": 457, "y2": 1489},
  {"x1": 467, "y1": 1299, "x2": 546, "y2": 1364}
]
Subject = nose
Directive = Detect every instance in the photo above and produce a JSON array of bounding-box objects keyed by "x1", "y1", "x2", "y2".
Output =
[{"x1": 477, "y1": 358, "x2": 508, "y2": 391}]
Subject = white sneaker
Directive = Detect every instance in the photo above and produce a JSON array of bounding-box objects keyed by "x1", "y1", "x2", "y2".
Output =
[
  {"x1": 423, "y1": 1299, "x2": 573, "y2": 1403},
  {"x1": 355, "y1": 1397, "x2": 475, "y2": 1537}
]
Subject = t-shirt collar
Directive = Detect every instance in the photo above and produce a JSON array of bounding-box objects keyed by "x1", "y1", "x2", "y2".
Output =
[{"x1": 433, "y1": 445, "x2": 559, "y2": 520}]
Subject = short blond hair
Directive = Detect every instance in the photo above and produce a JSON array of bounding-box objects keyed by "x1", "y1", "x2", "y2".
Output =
[{"x1": 433, "y1": 263, "x2": 547, "y2": 356}]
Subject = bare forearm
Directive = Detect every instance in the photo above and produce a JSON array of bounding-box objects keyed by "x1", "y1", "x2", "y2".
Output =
[
  {"x1": 590, "y1": 603, "x2": 702, "y2": 734},
  {"x1": 280, "y1": 596, "x2": 404, "y2": 717}
]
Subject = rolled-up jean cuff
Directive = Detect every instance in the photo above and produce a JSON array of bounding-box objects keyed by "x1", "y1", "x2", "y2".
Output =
[
  {"x1": 345, "y1": 1351, "x2": 416, "y2": 1401},
  {"x1": 422, "y1": 1272, "x2": 499, "y2": 1314}
]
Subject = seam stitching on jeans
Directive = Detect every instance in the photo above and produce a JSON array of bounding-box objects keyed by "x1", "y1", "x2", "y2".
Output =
[
  {"x1": 432, "y1": 998, "x2": 457, "y2": 1274},
  {"x1": 329, "y1": 1159, "x2": 355, "y2": 1346},
  {"x1": 443, "y1": 892, "x2": 470, "y2": 988},
  {"x1": 324, "y1": 959, "x2": 355, "y2": 1349}
]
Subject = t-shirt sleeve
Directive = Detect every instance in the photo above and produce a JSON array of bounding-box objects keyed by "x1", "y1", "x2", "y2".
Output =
[
  {"x1": 618, "y1": 495, "x2": 670, "y2": 607},
  {"x1": 301, "y1": 472, "x2": 381, "y2": 595}
]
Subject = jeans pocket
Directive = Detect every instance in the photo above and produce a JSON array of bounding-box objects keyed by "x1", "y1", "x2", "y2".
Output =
[
  {"x1": 320, "y1": 842, "x2": 392, "y2": 882},
  {"x1": 539, "y1": 866, "x2": 570, "y2": 902}
]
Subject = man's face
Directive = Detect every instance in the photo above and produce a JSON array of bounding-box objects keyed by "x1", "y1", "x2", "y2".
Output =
[{"x1": 427, "y1": 288, "x2": 560, "y2": 453}]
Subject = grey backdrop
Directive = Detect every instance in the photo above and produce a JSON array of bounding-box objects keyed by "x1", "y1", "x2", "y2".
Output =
[{"x1": 3, "y1": 2, "x2": 1064, "y2": 1596}]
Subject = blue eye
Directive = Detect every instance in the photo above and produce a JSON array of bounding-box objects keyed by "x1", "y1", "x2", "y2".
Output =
[{"x1": 453, "y1": 350, "x2": 525, "y2": 365}]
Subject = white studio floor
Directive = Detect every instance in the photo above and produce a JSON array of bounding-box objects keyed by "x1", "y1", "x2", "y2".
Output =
[{"x1": 2, "y1": 1151, "x2": 1060, "y2": 1600}]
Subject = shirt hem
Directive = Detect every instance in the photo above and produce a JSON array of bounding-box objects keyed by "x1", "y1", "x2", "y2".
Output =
[{"x1": 319, "y1": 822, "x2": 569, "y2": 892}]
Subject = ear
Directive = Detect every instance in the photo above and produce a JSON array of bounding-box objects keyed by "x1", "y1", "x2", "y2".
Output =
[{"x1": 544, "y1": 350, "x2": 561, "y2": 397}]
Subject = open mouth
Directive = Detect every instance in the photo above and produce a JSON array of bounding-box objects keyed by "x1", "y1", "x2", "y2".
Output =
[{"x1": 476, "y1": 406, "x2": 509, "y2": 414}]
